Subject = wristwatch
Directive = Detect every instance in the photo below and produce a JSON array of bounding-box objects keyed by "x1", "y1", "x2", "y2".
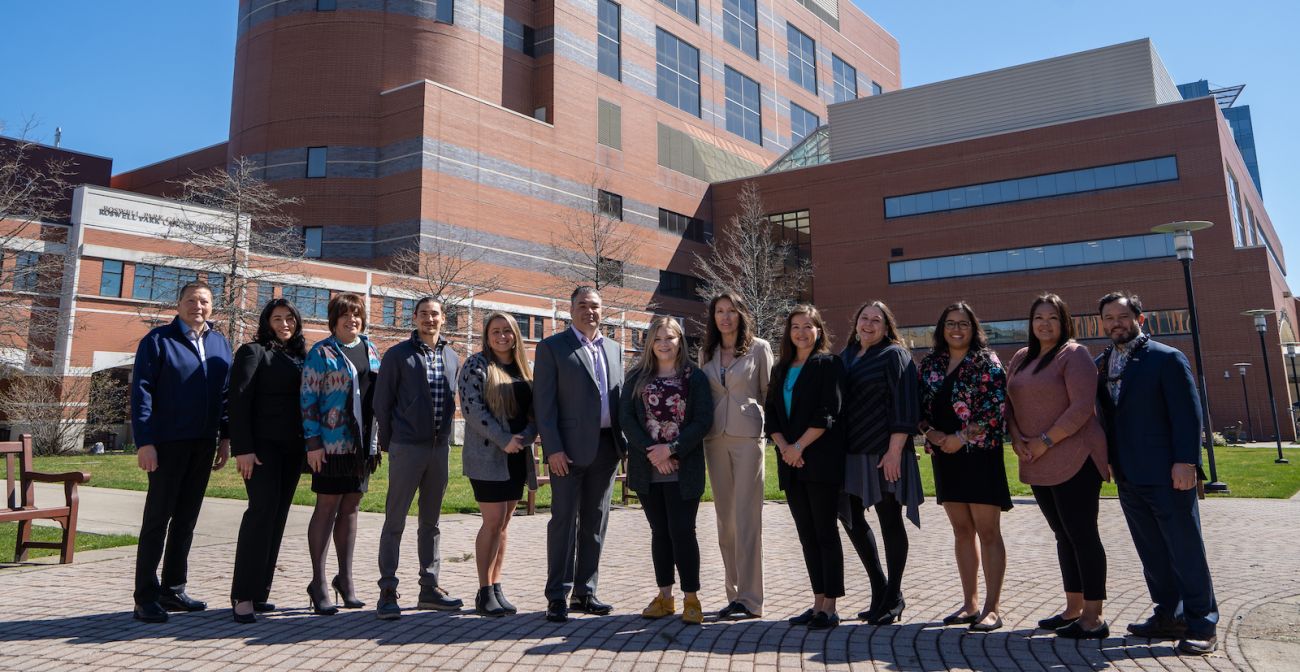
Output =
[
  {"x1": 1040, "y1": 433, "x2": 1055, "y2": 448},
  {"x1": 667, "y1": 440, "x2": 679, "y2": 455},
  {"x1": 792, "y1": 440, "x2": 803, "y2": 452}
]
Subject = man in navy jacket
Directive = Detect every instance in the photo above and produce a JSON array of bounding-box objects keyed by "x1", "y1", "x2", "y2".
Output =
[
  {"x1": 1095, "y1": 291, "x2": 1218, "y2": 655},
  {"x1": 130, "y1": 281, "x2": 232, "y2": 623}
]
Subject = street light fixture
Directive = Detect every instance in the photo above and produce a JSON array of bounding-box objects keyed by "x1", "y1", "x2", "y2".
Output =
[
  {"x1": 1234, "y1": 362, "x2": 1253, "y2": 443},
  {"x1": 1242, "y1": 309, "x2": 1290, "y2": 464},
  {"x1": 1152, "y1": 221, "x2": 1225, "y2": 491}
]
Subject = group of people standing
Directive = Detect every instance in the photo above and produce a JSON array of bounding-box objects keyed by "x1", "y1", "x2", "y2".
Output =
[{"x1": 126, "y1": 281, "x2": 1218, "y2": 656}]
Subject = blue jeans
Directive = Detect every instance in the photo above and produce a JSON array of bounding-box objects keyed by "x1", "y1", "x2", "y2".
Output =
[{"x1": 1116, "y1": 481, "x2": 1218, "y2": 637}]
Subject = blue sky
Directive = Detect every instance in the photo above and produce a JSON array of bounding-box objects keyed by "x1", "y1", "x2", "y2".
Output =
[{"x1": 1, "y1": 1, "x2": 1295, "y2": 284}]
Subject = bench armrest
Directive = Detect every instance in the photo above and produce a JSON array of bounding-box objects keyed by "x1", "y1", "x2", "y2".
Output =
[{"x1": 25, "y1": 470, "x2": 91, "y2": 485}]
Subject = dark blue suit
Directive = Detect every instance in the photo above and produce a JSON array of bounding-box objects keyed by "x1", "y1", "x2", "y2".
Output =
[{"x1": 1096, "y1": 336, "x2": 1218, "y2": 637}]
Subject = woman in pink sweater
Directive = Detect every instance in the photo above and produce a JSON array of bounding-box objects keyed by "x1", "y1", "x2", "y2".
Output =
[{"x1": 1006, "y1": 294, "x2": 1110, "y2": 640}]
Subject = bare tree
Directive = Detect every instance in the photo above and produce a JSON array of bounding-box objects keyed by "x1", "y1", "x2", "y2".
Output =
[
  {"x1": 146, "y1": 156, "x2": 304, "y2": 344},
  {"x1": 382, "y1": 225, "x2": 503, "y2": 349},
  {"x1": 548, "y1": 174, "x2": 643, "y2": 310},
  {"x1": 0, "y1": 373, "x2": 90, "y2": 455},
  {"x1": 692, "y1": 181, "x2": 813, "y2": 344}
]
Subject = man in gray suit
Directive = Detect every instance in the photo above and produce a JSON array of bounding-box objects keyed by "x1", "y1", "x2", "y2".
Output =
[{"x1": 535, "y1": 286, "x2": 626, "y2": 622}]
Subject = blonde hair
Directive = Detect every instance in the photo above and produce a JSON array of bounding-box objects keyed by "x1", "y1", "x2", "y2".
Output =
[
  {"x1": 631, "y1": 315, "x2": 689, "y2": 400},
  {"x1": 479, "y1": 312, "x2": 533, "y2": 420}
]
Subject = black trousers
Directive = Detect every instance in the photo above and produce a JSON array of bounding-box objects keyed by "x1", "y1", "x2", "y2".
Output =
[
  {"x1": 231, "y1": 444, "x2": 304, "y2": 602},
  {"x1": 785, "y1": 479, "x2": 844, "y2": 598},
  {"x1": 639, "y1": 481, "x2": 701, "y2": 592},
  {"x1": 1030, "y1": 460, "x2": 1107, "y2": 601},
  {"x1": 842, "y1": 491, "x2": 908, "y2": 610},
  {"x1": 134, "y1": 438, "x2": 216, "y2": 605}
]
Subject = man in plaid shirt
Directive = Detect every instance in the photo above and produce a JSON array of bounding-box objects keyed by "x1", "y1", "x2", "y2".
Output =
[{"x1": 373, "y1": 297, "x2": 463, "y2": 619}]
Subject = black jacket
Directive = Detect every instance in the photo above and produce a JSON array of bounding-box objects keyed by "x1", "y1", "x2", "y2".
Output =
[
  {"x1": 619, "y1": 367, "x2": 714, "y2": 499},
  {"x1": 228, "y1": 342, "x2": 305, "y2": 456},
  {"x1": 764, "y1": 353, "x2": 846, "y2": 488},
  {"x1": 840, "y1": 342, "x2": 919, "y2": 456}
]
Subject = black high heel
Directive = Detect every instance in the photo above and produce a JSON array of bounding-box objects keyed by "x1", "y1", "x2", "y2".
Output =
[
  {"x1": 331, "y1": 576, "x2": 366, "y2": 609},
  {"x1": 869, "y1": 598, "x2": 905, "y2": 626},
  {"x1": 307, "y1": 583, "x2": 339, "y2": 616},
  {"x1": 231, "y1": 600, "x2": 257, "y2": 624}
]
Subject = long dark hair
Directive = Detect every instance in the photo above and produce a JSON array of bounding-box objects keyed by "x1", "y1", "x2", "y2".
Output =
[
  {"x1": 776, "y1": 304, "x2": 831, "y2": 371},
  {"x1": 847, "y1": 300, "x2": 906, "y2": 354},
  {"x1": 700, "y1": 292, "x2": 755, "y2": 364},
  {"x1": 1016, "y1": 293, "x2": 1075, "y2": 374},
  {"x1": 255, "y1": 298, "x2": 306, "y2": 358},
  {"x1": 931, "y1": 301, "x2": 989, "y2": 355}
]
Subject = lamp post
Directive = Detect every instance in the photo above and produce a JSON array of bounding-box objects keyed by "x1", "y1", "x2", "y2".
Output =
[
  {"x1": 1243, "y1": 310, "x2": 1290, "y2": 464},
  {"x1": 1234, "y1": 363, "x2": 1254, "y2": 443},
  {"x1": 1286, "y1": 342, "x2": 1300, "y2": 443},
  {"x1": 1152, "y1": 221, "x2": 1225, "y2": 491}
]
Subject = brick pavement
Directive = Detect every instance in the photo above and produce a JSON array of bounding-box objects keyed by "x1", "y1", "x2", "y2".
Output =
[{"x1": 2, "y1": 494, "x2": 1298, "y2": 671}]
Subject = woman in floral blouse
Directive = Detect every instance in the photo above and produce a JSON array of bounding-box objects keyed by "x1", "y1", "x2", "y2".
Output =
[
  {"x1": 619, "y1": 315, "x2": 714, "y2": 625},
  {"x1": 918, "y1": 301, "x2": 1010, "y2": 632}
]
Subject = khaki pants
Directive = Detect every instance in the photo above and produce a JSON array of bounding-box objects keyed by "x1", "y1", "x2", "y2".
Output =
[{"x1": 704, "y1": 434, "x2": 765, "y2": 614}]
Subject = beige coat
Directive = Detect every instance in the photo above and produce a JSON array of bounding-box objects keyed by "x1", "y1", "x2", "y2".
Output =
[{"x1": 700, "y1": 338, "x2": 773, "y2": 439}]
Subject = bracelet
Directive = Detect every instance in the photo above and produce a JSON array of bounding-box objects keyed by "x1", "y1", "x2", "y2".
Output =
[{"x1": 1040, "y1": 433, "x2": 1054, "y2": 448}]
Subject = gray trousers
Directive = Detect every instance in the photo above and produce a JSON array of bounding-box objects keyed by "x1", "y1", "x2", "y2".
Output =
[
  {"x1": 545, "y1": 432, "x2": 620, "y2": 601},
  {"x1": 378, "y1": 440, "x2": 449, "y2": 590}
]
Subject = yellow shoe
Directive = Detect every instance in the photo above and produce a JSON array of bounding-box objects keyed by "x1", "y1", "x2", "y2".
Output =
[
  {"x1": 682, "y1": 596, "x2": 703, "y2": 625},
  {"x1": 642, "y1": 594, "x2": 675, "y2": 619}
]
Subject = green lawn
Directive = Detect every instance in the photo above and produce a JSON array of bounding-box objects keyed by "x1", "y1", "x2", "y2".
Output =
[
  {"x1": 34, "y1": 444, "x2": 1300, "y2": 515},
  {"x1": 0, "y1": 522, "x2": 137, "y2": 564}
]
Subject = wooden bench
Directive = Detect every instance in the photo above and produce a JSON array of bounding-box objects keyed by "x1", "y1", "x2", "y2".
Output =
[
  {"x1": 2, "y1": 434, "x2": 91, "y2": 563},
  {"x1": 526, "y1": 444, "x2": 632, "y2": 515}
]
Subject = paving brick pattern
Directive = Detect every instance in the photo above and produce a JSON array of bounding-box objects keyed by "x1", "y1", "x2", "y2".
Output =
[{"x1": 2, "y1": 496, "x2": 1297, "y2": 671}]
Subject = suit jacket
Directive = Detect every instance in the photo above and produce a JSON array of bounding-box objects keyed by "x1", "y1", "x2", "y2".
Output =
[
  {"x1": 534, "y1": 327, "x2": 627, "y2": 466},
  {"x1": 227, "y1": 341, "x2": 304, "y2": 456},
  {"x1": 1095, "y1": 337, "x2": 1203, "y2": 486},
  {"x1": 620, "y1": 367, "x2": 714, "y2": 499},
  {"x1": 764, "y1": 352, "x2": 846, "y2": 489},
  {"x1": 373, "y1": 331, "x2": 460, "y2": 450},
  {"x1": 700, "y1": 338, "x2": 773, "y2": 440}
]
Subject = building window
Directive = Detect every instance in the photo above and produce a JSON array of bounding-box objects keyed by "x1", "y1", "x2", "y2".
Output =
[
  {"x1": 899, "y1": 308, "x2": 1191, "y2": 349},
  {"x1": 316, "y1": 0, "x2": 336, "y2": 10},
  {"x1": 656, "y1": 28, "x2": 701, "y2": 117},
  {"x1": 435, "y1": 0, "x2": 454, "y2": 23},
  {"x1": 382, "y1": 297, "x2": 416, "y2": 326},
  {"x1": 658, "y1": 270, "x2": 699, "y2": 300},
  {"x1": 597, "y1": 0, "x2": 621, "y2": 81},
  {"x1": 99, "y1": 259, "x2": 124, "y2": 297},
  {"x1": 597, "y1": 257, "x2": 624, "y2": 287},
  {"x1": 10, "y1": 251, "x2": 42, "y2": 293},
  {"x1": 659, "y1": 208, "x2": 712, "y2": 243},
  {"x1": 724, "y1": 67, "x2": 762, "y2": 145},
  {"x1": 597, "y1": 190, "x2": 623, "y2": 220},
  {"x1": 257, "y1": 282, "x2": 274, "y2": 307},
  {"x1": 306, "y1": 147, "x2": 327, "y2": 178},
  {"x1": 790, "y1": 103, "x2": 819, "y2": 145},
  {"x1": 768, "y1": 209, "x2": 811, "y2": 265},
  {"x1": 1227, "y1": 169, "x2": 1245, "y2": 247},
  {"x1": 207, "y1": 273, "x2": 225, "y2": 308},
  {"x1": 282, "y1": 284, "x2": 331, "y2": 320},
  {"x1": 132, "y1": 264, "x2": 198, "y2": 303},
  {"x1": 871, "y1": 81, "x2": 883, "y2": 96},
  {"x1": 888, "y1": 233, "x2": 1176, "y2": 284},
  {"x1": 304, "y1": 227, "x2": 323, "y2": 258},
  {"x1": 831, "y1": 55, "x2": 857, "y2": 103},
  {"x1": 598, "y1": 99, "x2": 622, "y2": 149},
  {"x1": 786, "y1": 24, "x2": 817, "y2": 95},
  {"x1": 885, "y1": 156, "x2": 1180, "y2": 219},
  {"x1": 723, "y1": 0, "x2": 758, "y2": 59},
  {"x1": 602, "y1": 323, "x2": 620, "y2": 341},
  {"x1": 658, "y1": 0, "x2": 697, "y2": 22},
  {"x1": 503, "y1": 16, "x2": 535, "y2": 56},
  {"x1": 511, "y1": 313, "x2": 546, "y2": 340}
]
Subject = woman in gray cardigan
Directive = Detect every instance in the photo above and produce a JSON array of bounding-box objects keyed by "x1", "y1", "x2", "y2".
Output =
[
  {"x1": 458, "y1": 312, "x2": 538, "y2": 617},
  {"x1": 619, "y1": 316, "x2": 714, "y2": 625}
]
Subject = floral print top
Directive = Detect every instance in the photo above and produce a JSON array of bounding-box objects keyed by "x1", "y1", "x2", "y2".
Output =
[
  {"x1": 918, "y1": 349, "x2": 1007, "y2": 452},
  {"x1": 643, "y1": 373, "x2": 689, "y2": 443}
]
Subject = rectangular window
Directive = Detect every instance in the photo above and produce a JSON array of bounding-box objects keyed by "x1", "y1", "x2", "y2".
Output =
[
  {"x1": 871, "y1": 81, "x2": 883, "y2": 96},
  {"x1": 724, "y1": 67, "x2": 762, "y2": 145},
  {"x1": 598, "y1": 99, "x2": 622, "y2": 149},
  {"x1": 768, "y1": 209, "x2": 811, "y2": 265},
  {"x1": 658, "y1": 270, "x2": 699, "y2": 300},
  {"x1": 1227, "y1": 169, "x2": 1245, "y2": 247},
  {"x1": 257, "y1": 282, "x2": 274, "y2": 307},
  {"x1": 658, "y1": 0, "x2": 697, "y2": 22},
  {"x1": 382, "y1": 298, "x2": 397, "y2": 326},
  {"x1": 597, "y1": 0, "x2": 621, "y2": 80},
  {"x1": 659, "y1": 208, "x2": 713, "y2": 243},
  {"x1": 723, "y1": 0, "x2": 758, "y2": 58},
  {"x1": 207, "y1": 273, "x2": 225, "y2": 308},
  {"x1": 317, "y1": 0, "x2": 336, "y2": 10},
  {"x1": 435, "y1": 0, "x2": 454, "y2": 23},
  {"x1": 132, "y1": 264, "x2": 198, "y2": 302},
  {"x1": 100, "y1": 259, "x2": 124, "y2": 297},
  {"x1": 306, "y1": 147, "x2": 327, "y2": 178},
  {"x1": 888, "y1": 233, "x2": 1175, "y2": 283},
  {"x1": 304, "y1": 227, "x2": 323, "y2": 258},
  {"x1": 381, "y1": 297, "x2": 416, "y2": 326},
  {"x1": 597, "y1": 257, "x2": 624, "y2": 287},
  {"x1": 503, "y1": 16, "x2": 535, "y2": 56},
  {"x1": 885, "y1": 156, "x2": 1180, "y2": 219},
  {"x1": 831, "y1": 55, "x2": 857, "y2": 103},
  {"x1": 282, "y1": 284, "x2": 331, "y2": 320},
  {"x1": 598, "y1": 190, "x2": 623, "y2": 220},
  {"x1": 786, "y1": 24, "x2": 817, "y2": 94},
  {"x1": 790, "y1": 103, "x2": 819, "y2": 145},
  {"x1": 12, "y1": 251, "x2": 41, "y2": 293},
  {"x1": 656, "y1": 28, "x2": 701, "y2": 116}
]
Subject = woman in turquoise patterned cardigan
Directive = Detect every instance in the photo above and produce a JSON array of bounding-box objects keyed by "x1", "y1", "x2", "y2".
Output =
[{"x1": 300, "y1": 292, "x2": 381, "y2": 615}]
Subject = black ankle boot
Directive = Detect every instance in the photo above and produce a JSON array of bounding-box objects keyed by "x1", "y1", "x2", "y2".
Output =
[
  {"x1": 475, "y1": 586, "x2": 505, "y2": 617},
  {"x1": 493, "y1": 583, "x2": 518, "y2": 614}
]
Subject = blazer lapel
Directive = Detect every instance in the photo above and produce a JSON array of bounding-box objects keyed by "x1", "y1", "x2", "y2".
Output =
[
  {"x1": 566, "y1": 330, "x2": 600, "y2": 389},
  {"x1": 600, "y1": 338, "x2": 620, "y2": 389},
  {"x1": 1115, "y1": 347, "x2": 1145, "y2": 408},
  {"x1": 704, "y1": 348, "x2": 723, "y2": 387}
]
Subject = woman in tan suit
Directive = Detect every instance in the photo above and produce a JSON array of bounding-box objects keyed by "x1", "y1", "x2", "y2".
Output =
[{"x1": 699, "y1": 292, "x2": 773, "y2": 619}]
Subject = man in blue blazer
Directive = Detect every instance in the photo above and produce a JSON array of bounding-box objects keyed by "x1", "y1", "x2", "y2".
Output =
[
  {"x1": 534, "y1": 286, "x2": 626, "y2": 622},
  {"x1": 1095, "y1": 291, "x2": 1217, "y2": 655},
  {"x1": 130, "y1": 281, "x2": 232, "y2": 623}
]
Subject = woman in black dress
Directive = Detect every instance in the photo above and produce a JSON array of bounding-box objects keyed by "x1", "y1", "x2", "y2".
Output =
[
  {"x1": 229, "y1": 298, "x2": 307, "y2": 623},
  {"x1": 458, "y1": 312, "x2": 537, "y2": 616},
  {"x1": 918, "y1": 301, "x2": 1010, "y2": 632}
]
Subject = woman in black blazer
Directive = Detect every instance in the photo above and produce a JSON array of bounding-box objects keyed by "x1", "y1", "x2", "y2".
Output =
[
  {"x1": 228, "y1": 299, "x2": 308, "y2": 623},
  {"x1": 764, "y1": 304, "x2": 847, "y2": 629}
]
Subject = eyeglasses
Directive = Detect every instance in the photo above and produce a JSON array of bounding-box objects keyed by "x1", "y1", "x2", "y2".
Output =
[{"x1": 944, "y1": 321, "x2": 972, "y2": 330}]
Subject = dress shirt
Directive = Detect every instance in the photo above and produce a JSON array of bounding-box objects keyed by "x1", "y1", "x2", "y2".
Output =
[{"x1": 571, "y1": 325, "x2": 611, "y2": 428}]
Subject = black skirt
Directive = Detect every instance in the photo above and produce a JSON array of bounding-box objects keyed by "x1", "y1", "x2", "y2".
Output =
[
  {"x1": 928, "y1": 368, "x2": 1012, "y2": 510},
  {"x1": 470, "y1": 450, "x2": 527, "y2": 503},
  {"x1": 311, "y1": 453, "x2": 372, "y2": 495}
]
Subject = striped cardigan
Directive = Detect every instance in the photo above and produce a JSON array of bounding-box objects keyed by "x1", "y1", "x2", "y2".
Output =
[{"x1": 301, "y1": 335, "x2": 381, "y2": 456}]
